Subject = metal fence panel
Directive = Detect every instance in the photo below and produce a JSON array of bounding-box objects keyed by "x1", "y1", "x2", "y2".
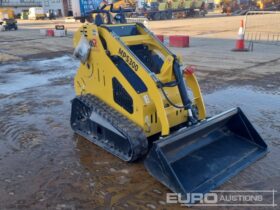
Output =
[{"x1": 244, "y1": 11, "x2": 280, "y2": 47}]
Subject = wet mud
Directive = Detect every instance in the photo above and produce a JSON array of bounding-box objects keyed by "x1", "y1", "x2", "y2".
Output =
[{"x1": 0, "y1": 56, "x2": 279, "y2": 209}]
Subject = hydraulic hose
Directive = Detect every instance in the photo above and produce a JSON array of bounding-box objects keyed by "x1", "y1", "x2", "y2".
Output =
[{"x1": 172, "y1": 61, "x2": 192, "y2": 109}]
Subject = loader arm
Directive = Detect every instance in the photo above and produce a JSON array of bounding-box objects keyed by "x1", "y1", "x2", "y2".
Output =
[
  {"x1": 99, "y1": 23, "x2": 204, "y2": 134},
  {"x1": 99, "y1": 26, "x2": 171, "y2": 136},
  {"x1": 184, "y1": 68, "x2": 206, "y2": 120}
]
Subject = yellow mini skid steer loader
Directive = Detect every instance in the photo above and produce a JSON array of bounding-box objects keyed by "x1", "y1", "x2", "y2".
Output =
[{"x1": 70, "y1": 5, "x2": 267, "y2": 202}]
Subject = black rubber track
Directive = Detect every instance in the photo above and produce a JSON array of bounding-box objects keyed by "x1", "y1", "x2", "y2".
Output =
[{"x1": 71, "y1": 94, "x2": 148, "y2": 162}]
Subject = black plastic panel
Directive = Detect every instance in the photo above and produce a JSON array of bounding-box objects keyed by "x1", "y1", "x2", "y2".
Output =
[
  {"x1": 112, "y1": 56, "x2": 147, "y2": 94},
  {"x1": 112, "y1": 78, "x2": 134, "y2": 114}
]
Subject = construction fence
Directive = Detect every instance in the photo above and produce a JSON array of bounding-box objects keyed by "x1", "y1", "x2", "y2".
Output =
[{"x1": 244, "y1": 11, "x2": 280, "y2": 50}]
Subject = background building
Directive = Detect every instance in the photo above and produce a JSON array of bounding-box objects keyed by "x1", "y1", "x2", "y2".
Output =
[
  {"x1": 42, "y1": 0, "x2": 72, "y2": 16},
  {"x1": 0, "y1": 0, "x2": 72, "y2": 16},
  {"x1": 0, "y1": 0, "x2": 42, "y2": 14}
]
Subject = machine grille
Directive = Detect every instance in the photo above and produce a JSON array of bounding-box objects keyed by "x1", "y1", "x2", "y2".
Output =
[{"x1": 112, "y1": 78, "x2": 133, "y2": 114}]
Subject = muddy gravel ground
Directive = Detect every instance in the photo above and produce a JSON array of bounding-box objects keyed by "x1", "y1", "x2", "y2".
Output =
[
  {"x1": 0, "y1": 19, "x2": 280, "y2": 209},
  {"x1": 0, "y1": 56, "x2": 279, "y2": 209}
]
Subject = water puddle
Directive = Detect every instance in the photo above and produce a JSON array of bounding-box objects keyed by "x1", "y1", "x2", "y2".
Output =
[
  {"x1": 0, "y1": 56, "x2": 79, "y2": 94},
  {"x1": 204, "y1": 86, "x2": 280, "y2": 141},
  {"x1": 0, "y1": 58, "x2": 279, "y2": 209},
  {"x1": 205, "y1": 86, "x2": 279, "y2": 117}
]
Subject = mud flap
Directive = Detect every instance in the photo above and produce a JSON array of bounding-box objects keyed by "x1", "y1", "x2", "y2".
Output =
[{"x1": 144, "y1": 108, "x2": 268, "y2": 201}]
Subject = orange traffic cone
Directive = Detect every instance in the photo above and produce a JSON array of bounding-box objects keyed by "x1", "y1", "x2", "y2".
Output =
[{"x1": 232, "y1": 20, "x2": 248, "y2": 52}]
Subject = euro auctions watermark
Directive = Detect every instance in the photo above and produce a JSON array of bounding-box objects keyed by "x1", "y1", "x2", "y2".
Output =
[{"x1": 166, "y1": 190, "x2": 277, "y2": 207}]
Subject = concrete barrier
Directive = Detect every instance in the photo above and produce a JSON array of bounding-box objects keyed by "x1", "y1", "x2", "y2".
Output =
[
  {"x1": 126, "y1": 17, "x2": 148, "y2": 24},
  {"x1": 156, "y1": 35, "x2": 164, "y2": 43},
  {"x1": 169, "y1": 35, "x2": 189, "y2": 48},
  {"x1": 40, "y1": 29, "x2": 47, "y2": 36},
  {"x1": 47, "y1": 29, "x2": 54, "y2": 37},
  {"x1": 54, "y1": 30, "x2": 66, "y2": 37}
]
